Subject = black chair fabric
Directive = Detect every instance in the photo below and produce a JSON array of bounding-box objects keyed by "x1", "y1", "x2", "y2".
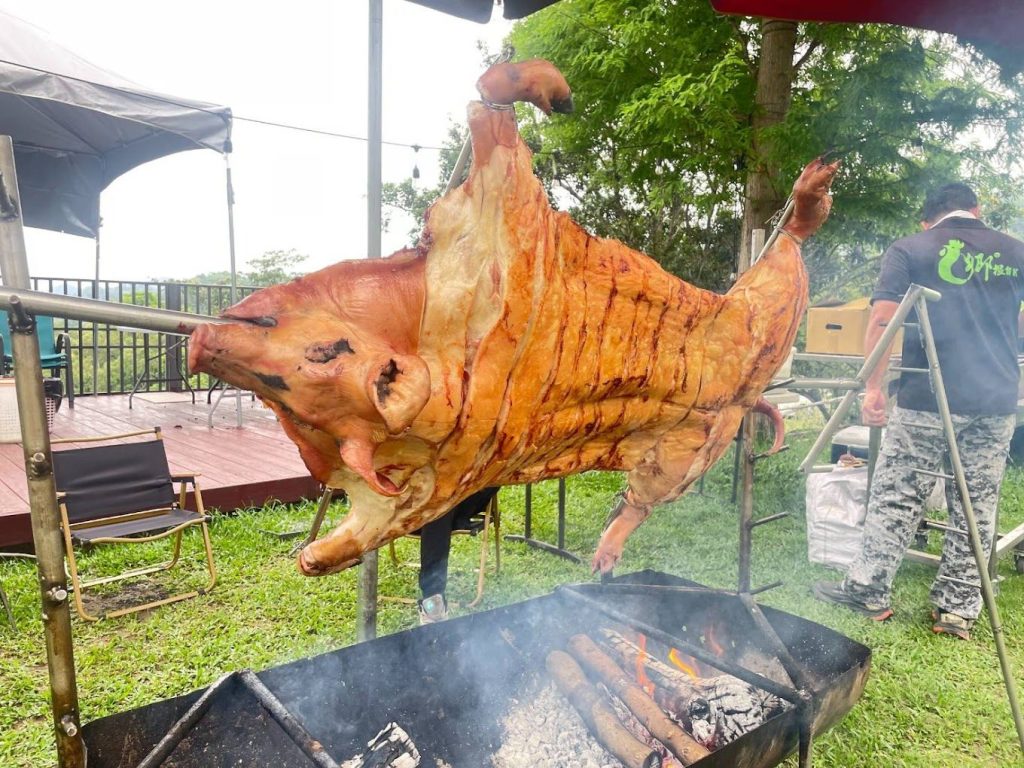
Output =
[
  {"x1": 71, "y1": 508, "x2": 202, "y2": 542},
  {"x1": 53, "y1": 440, "x2": 176, "y2": 524}
]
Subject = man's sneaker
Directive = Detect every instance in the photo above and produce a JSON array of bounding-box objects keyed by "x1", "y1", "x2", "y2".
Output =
[
  {"x1": 812, "y1": 581, "x2": 894, "y2": 621},
  {"x1": 418, "y1": 593, "x2": 448, "y2": 625},
  {"x1": 932, "y1": 609, "x2": 973, "y2": 640}
]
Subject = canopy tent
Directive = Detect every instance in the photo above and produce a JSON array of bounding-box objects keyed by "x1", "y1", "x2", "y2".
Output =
[
  {"x1": 405, "y1": 0, "x2": 558, "y2": 22},
  {"x1": 0, "y1": 8, "x2": 232, "y2": 238}
]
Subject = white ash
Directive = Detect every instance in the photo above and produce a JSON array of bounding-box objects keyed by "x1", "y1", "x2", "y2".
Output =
[{"x1": 491, "y1": 684, "x2": 623, "y2": 768}]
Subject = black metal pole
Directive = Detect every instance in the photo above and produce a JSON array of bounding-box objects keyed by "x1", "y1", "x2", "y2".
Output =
[
  {"x1": 357, "y1": 0, "x2": 384, "y2": 643},
  {"x1": 135, "y1": 673, "x2": 233, "y2": 768},
  {"x1": 0, "y1": 136, "x2": 86, "y2": 768},
  {"x1": 239, "y1": 670, "x2": 341, "y2": 768},
  {"x1": 557, "y1": 477, "x2": 567, "y2": 551},
  {"x1": 524, "y1": 483, "x2": 532, "y2": 538}
]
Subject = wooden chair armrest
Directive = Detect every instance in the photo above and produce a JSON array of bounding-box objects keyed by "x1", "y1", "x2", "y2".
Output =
[{"x1": 171, "y1": 472, "x2": 201, "y2": 482}]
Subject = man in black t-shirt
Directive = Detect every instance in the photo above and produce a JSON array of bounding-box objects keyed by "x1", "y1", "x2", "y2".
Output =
[{"x1": 815, "y1": 182, "x2": 1024, "y2": 639}]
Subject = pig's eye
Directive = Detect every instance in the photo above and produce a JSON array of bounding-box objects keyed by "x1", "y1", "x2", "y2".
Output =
[
  {"x1": 304, "y1": 339, "x2": 355, "y2": 363},
  {"x1": 223, "y1": 313, "x2": 277, "y2": 328}
]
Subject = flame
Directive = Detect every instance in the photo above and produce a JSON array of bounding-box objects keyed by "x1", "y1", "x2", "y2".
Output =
[
  {"x1": 704, "y1": 623, "x2": 726, "y2": 658},
  {"x1": 667, "y1": 648, "x2": 699, "y2": 679},
  {"x1": 634, "y1": 633, "x2": 655, "y2": 696}
]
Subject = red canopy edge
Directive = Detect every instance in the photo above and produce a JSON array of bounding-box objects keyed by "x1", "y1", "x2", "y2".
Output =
[{"x1": 710, "y1": 0, "x2": 1023, "y2": 74}]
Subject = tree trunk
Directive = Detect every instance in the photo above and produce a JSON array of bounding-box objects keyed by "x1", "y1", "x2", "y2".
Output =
[{"x1": 739, "y1": 19, "x2": 798, "y2": 262}]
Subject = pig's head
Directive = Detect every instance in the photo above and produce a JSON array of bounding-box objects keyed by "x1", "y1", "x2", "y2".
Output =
[{"x1": 189, "y1": 249, "x2": 446, "y2": 574}]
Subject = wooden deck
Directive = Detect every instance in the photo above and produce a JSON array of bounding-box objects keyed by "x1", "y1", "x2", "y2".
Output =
[{"x1": 0, "y1": 392, "x2": 320, "y2": 548}]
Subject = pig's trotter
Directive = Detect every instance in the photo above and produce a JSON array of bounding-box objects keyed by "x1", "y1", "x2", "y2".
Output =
[
  {"x1": 592, "y1": 495, "x2": 653, "y2": 574},
  {"x1": 752, "y1": 397, "x2": 786, "y2": 456}
]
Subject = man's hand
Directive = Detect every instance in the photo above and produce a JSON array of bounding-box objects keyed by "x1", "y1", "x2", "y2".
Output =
[{"x1": 861, "y1": 387, "x2": 888, "y2": 426}]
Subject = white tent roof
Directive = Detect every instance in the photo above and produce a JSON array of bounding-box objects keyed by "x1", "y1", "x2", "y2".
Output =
[{"x1": 0, "y1": 9, "x2": 232, "y2": 237}]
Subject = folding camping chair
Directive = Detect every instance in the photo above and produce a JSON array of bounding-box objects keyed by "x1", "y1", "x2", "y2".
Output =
[
  {"x1": 0, "y1": 313, "x2": 74, "y2": 408},
  {"x1": 52, "y1": 427, "x2": 216, "y2": 621}
]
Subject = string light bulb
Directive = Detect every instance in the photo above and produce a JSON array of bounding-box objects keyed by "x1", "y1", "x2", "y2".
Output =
[{"x1": 411, "y1": 144, "x2": 421, "y2": 180}]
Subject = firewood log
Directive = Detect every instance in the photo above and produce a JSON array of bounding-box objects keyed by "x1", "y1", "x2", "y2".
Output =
[
  {"x1": 546, "y1": 650, "x2": 662, "y2": 768},
  {"x1": 600, "y1": 629, "x2": 785, "y2": 750},
  {"x1": 568, "y1": 634, "x2": 712, "y2": 765},
  {"x1": 339, "y1": 722, "x2": 420, "y2": 768}
]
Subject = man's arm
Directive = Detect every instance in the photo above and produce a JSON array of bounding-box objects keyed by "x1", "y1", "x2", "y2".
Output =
[{"x1": 861, "y1": 299, "x2": 899, "y2": 426}]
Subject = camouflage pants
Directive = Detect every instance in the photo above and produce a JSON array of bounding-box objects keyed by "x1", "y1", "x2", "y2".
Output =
[{"x1": 842, "y1": 405, "x2": 1014, "y2": 619}]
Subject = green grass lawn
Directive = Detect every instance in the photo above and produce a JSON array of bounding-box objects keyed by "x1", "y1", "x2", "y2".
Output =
[{"x1": 2, "y1": 429, "x2": 1023, "y2": 767}]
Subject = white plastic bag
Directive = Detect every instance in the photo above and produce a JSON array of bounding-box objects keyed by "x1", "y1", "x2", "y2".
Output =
[{"x1": 805, "y1": 466, "x2": 868, "y2": 571}]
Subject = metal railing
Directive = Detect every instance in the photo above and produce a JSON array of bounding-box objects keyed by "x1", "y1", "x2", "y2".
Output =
[{"x1": 26, "y1": 277, "x2": 257, "y2": 396}]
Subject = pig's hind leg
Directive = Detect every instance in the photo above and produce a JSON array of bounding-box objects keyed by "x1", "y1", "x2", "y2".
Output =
[{"x1": 591, "y1": 408, "x2": 745, "y2": 574}]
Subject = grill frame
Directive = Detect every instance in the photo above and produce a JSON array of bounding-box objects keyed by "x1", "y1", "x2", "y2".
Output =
[{"x1": 82, "y1": 571, "x2": 871, "y2": 767}]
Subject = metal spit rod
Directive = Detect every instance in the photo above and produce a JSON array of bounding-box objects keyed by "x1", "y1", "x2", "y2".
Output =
[{"x1": 0, "y1": 286, "x2": 226, "y2": 336}]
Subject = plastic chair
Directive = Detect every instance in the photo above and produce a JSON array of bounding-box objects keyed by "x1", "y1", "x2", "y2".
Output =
[
  {"x1": 0, "y1": 313, "x2": 74, "y2": 408},
  {"x1": 52, "y1": 427, "x2": 216, "y2": 621}
]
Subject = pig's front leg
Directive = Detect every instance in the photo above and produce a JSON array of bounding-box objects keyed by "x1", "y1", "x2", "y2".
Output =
[{"x1": 592, "y1": 495, "x2": 653, "y2": 574}]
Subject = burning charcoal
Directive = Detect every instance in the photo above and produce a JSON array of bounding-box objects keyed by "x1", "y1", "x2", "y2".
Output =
[
  {"x1": 340, "y1": 722, "x2": 420, "y2": 768},
  {"x1": 547, "y1": 650, "x2": 663, "y2": 768},
  {"x1": 600, "y1": 629, "x2": 786, "y2": 750},
  {"x1": 567, "y1": 634, "x2": 711, "y2": 766}
]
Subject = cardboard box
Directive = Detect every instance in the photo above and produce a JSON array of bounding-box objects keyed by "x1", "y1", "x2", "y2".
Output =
[{"x1": 805, "y1": 297, "x2": 903, "y2": 356}]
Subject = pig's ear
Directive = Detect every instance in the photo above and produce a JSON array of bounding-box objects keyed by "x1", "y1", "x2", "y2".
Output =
[{"x1": 365, "y1": 354, "x2": 430, "y2": 434}]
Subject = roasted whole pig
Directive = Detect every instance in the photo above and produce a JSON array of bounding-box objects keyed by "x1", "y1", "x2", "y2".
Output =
[{"x1": 189, "y1": 59, "x2": 837, "y2": 576}]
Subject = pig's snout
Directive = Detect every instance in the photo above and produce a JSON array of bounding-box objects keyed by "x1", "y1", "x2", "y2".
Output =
[{"x1": 297, "y1": 546, "x2": 362, "y2": 577}]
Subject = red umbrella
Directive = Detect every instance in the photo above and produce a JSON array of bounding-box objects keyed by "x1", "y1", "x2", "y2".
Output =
[{"x1": 710, "y1": 0, "x2": 1023, "y2": 74}]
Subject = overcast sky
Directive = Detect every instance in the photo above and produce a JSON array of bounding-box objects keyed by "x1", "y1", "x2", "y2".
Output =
[{"x1": 1, "y1": 1, "x2": 513, "y2": 282}]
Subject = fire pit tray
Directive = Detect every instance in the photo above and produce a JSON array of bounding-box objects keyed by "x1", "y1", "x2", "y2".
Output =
[{"x1": 82, "y1": 570, "x2": 870, "y2": 767}]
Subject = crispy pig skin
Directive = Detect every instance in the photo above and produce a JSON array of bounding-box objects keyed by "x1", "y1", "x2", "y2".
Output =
[{"x1": 188, "y1": 59, "x2": 836, "y2": 576}]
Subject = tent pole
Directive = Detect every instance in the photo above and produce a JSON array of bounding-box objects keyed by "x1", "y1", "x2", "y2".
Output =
[
  {"x1": 225, "y1": 155, "x2": 242, "y2": 427},
  {"x1": 92, "y1": 201, "x2": 100, "y2": 396},
  {"x1": 357, "y1": 0, "x2": 383, "y2": 643},
  {"x1": 0, "y1": 136, "x2": 86, "y2": 768}
]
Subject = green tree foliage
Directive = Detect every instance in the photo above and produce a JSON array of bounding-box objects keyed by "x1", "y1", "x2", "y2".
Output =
[
  {"x1": 382, "y1": 125, "x2": 468, "y2": 243},
  {"x1": 182, "y1": 248, "x2": 309, "y2": 288},
  {"x1": 498, "y1": 0, "x2": 1024, "y2": 298}
]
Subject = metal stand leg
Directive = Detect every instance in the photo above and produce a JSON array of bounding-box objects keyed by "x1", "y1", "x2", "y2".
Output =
[
  {"x1": 289, "y1": 486, "x2": 336, "y2": 555},
  {"x1": 0, "y1": 137, "x2": 86, "y2": 767},
  {"x1": 0, "y1": 580, "x2": 14, "y2": 628},
  {"x1": 800, "y1": 286, "x2": 1024, "y2": 754},
  {"x1": 505, "y1": 478, "x2": 582, "y2": 563},
  {"x1": 916, "y1": 298, "x2": 1024, "y2": 752}
]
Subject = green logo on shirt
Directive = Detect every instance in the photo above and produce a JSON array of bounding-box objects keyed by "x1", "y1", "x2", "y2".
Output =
[{"x1": 937, "y1": 238, "x2": 1017, "y2": 285}]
